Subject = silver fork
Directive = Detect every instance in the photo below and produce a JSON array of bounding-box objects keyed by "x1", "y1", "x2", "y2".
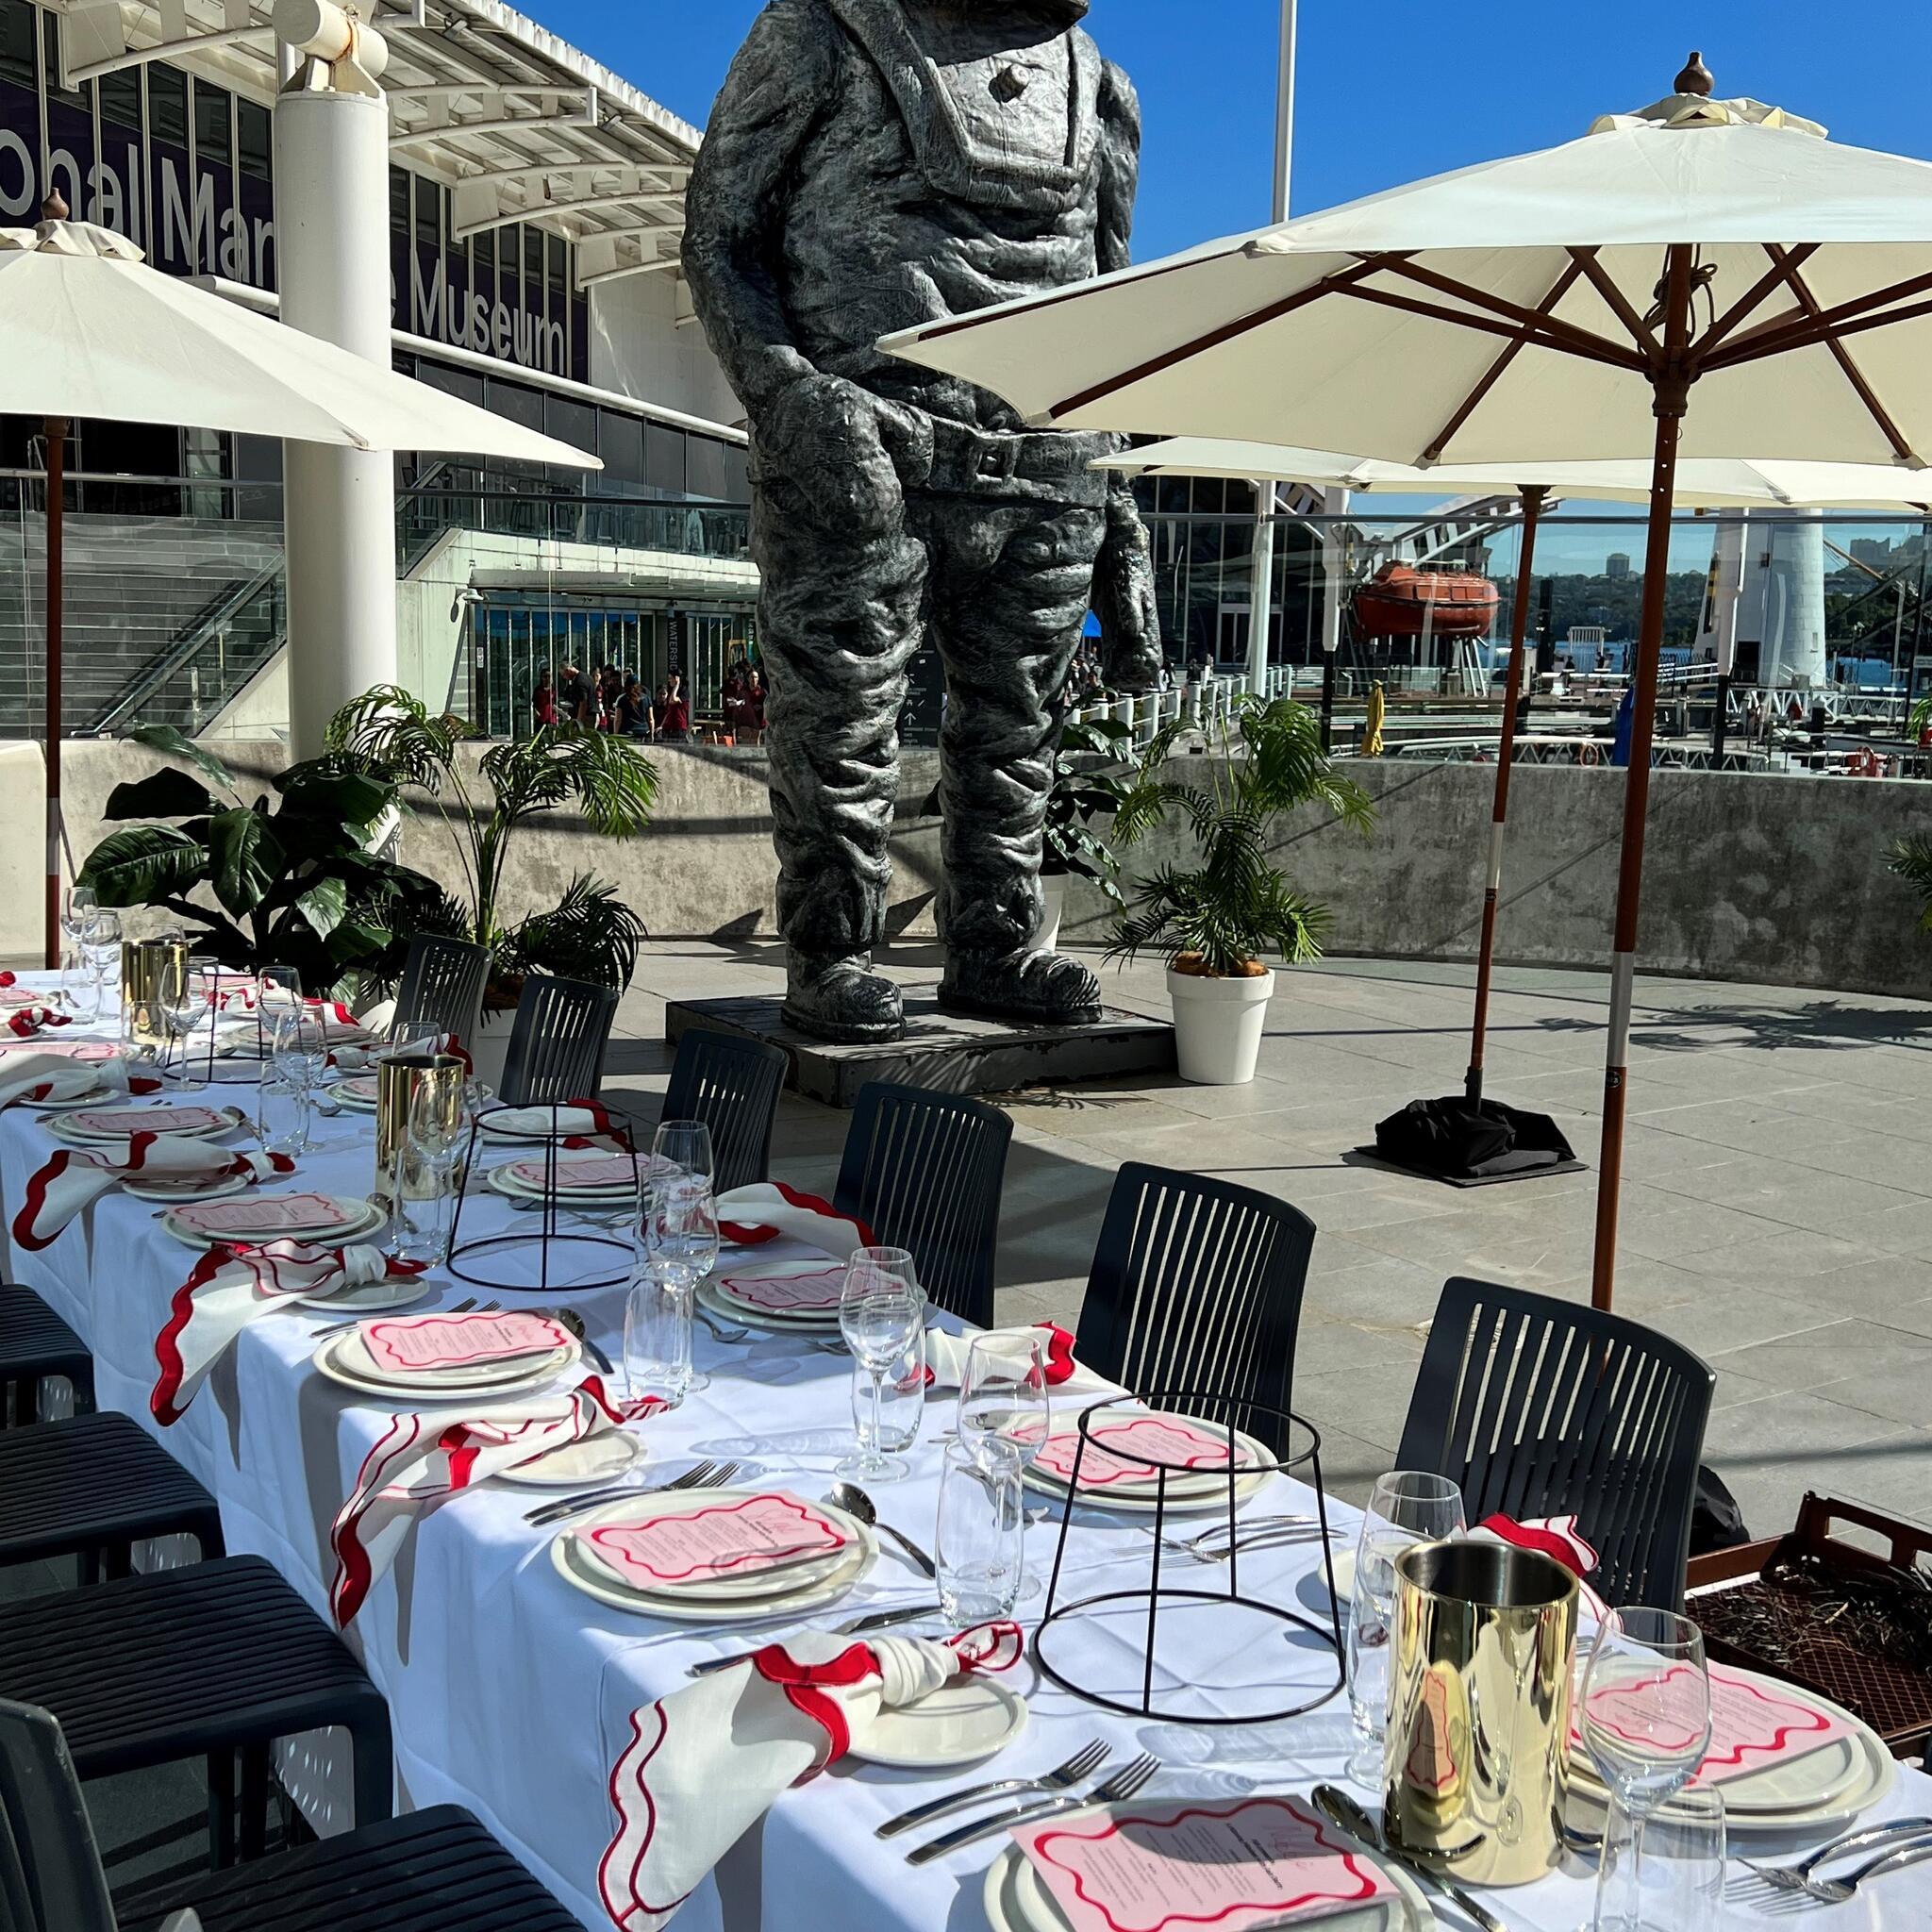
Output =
[
  {"x1": 1150, "y1": 1514, "x2": 1332, "y2": 1559},
  {"x1": 907, "y1": 1754, "x2": 1159, "y2": 1865},
  {"x1": 1738, "y1": 1817, "x2": 1932, "y2": 1900},
  {"x1": 876, "y1": 1740, "x2": 1110, "y2": 1840},
  {"x1": 1751, "y1": 1828, "x2": 1932, "y2": 1907},
  {"x1": 524, "y1": 1458, "x2": 738, "y2": 1527},
  {"x1": 313, "y1": 1295, "x2": 480, "y2": 1341}
]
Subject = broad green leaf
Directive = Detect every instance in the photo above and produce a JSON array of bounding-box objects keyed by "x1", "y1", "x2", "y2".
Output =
[
  {"x1": 207, "y1": 809, "x2": 285, "y2": 919},
  {"x1": 126, "y1": 724, "x2": 239, "y2": 797},
  {"x1": 103, "y1": 768, "x2": 216, "y2": 823},
  {"x1": 77, "y1": 825, "x2": 207, "y2": 907},
  {"x1": 275, "y1": 763, "x2": 391, "y2": 828},
  {"x1": 296, "y1": 875, "x2": 348, "y2": 938}
]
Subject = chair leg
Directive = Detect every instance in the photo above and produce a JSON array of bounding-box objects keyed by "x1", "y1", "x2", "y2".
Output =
[
  {"x1": 207, "y1": 1748, "x2": 236, "y2": 1870},
  {"x1": 351, "y1": 1707, "x2": 395, "y2": 1825},
  {"x1": 239, "y1": 1740, "x2": 270, "y2": 1860}
]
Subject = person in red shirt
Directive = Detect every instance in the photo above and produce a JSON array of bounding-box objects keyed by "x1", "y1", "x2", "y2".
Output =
[
  {"x1": 531, "y1": 671, "x2": 558, "y2": 730},
  {"x1": 658, "y1": 683, "x2": 691, "y2": 741}
]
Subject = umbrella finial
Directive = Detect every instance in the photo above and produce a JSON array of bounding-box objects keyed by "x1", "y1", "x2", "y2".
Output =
[
  {"x1": 1674, "y1": 50, "x2": 1713, "y2": 97},
  {"x1": 40, "y1": 189, "x2": 68, "y2": 222}
]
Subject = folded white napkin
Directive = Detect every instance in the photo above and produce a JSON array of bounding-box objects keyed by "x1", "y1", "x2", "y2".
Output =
[
  {"x1": 0, "y1": 1051, "x2": 160, "y2": 1111},
  {"x1": 716, "y1": 1182, "x2": 875, "y2": 1259},
  {"x1": 1472, "y1": 1513, "x2": 1609, "y2": 1622},
  {"x1": 329, "y1": 1377, "x2": 638, "y2": 1624},
  {"x1": 12, "y1": 1134, "x2": 291, "y2": 1252},
  {"x1": 599, "y1": 1624, "x2": 1022, "y2": 1929},
  {"x1": 482, "y1": 1099, "x2": 620, "y2": 1142},
  {"x1": 923, "y1": 1321, "x2": 1111, "y2": 1399},
  {"x1": 152, "y1": 1240, "x2": 428, "y2": 1425}
]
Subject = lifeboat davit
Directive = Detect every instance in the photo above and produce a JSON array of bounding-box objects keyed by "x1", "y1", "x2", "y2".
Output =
[{"x1": 1352, "y1": 562, "x2": 1499, "y2": 641}]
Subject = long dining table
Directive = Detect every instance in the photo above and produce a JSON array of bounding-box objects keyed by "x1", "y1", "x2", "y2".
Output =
[{"x1": 2, "y1": 995, "x2": 1929, "y2": 1932}]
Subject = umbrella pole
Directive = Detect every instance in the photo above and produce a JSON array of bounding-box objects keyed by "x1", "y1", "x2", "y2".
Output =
[
  {"x1": 1465, "y1": 484, "x2": 1546, "y2": 1107},
  {"x1": 1591, "y1": 245, "x2": 1693, "y2": 1311},
  {"x1": 42, "y1": 415, "x2": 66, "y2": 973}
]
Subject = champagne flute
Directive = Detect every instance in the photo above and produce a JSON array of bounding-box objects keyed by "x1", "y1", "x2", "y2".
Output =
[
  {"x1": 401, "y1": 1070, "x2": 468, "y2": 1262},
  {"x1": 838, "y1": 1247, "x2": 924, "y2": 1482}
]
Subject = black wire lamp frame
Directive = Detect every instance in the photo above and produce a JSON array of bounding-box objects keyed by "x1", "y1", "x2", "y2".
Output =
[{"x1": 1033, "y1": 1390, "x2": 1347, "y2": 1726}]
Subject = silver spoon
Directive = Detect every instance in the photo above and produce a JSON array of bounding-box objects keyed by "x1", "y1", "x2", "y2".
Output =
[{"x1": 824, "y1": 1481, "x2": 938, "y2": 1579}]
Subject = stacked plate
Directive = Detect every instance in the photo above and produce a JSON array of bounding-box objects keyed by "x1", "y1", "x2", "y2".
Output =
[
  {"x1": 313, "y1": 1308, "x2": 580, "y2": 1403},
  {"x1": 51, "y1": 1102, "x2": 245, "y2": 1145},
  {"x1": 551, "y1": 1486, "x2": 875, "y2": 1623},
  {"x1": 328, "y1": 1075, "x2": 381, "y2": 1112},
  {"x1": 486, "y1": 1151, "x2": 665, "y2": 1209},
  {"x1": 1570, "y1": 1664, "x2": 1895, "y2": 1839},
  {"x1": 159, "y1": 1191, "x2": 387, "y2": 1250},
  {"x1": 699, "y1": 1259, "x2": 849, "y2": 1334},
  {"x1": 1019, "y1": 1409, "x2": 1274, "y2": 1518}
]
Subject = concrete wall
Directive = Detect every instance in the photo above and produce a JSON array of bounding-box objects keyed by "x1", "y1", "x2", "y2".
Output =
[{"x1": 22, "y1": 740, "x2": 1932, "y2": 1003}]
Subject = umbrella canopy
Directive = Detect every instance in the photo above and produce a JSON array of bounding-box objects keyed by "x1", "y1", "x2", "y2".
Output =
[
  {"x1": 0, "y1": 215, "x2": 599, "y2": 467},
  {"x1": 1096, "y1": 440, "x2": 1932, "y2": 509}
]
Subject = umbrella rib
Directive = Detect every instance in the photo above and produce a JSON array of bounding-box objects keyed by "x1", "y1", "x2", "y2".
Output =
[
  {"x1": 1757, "y1": 243, "x2": 1913, "y2": 461},
  {"x1": 1701, "y1": 263, "x2": 1932, "y2": 373},
  {"x1": 1565, "y1": 247, "x2": 1661, "y2": 363},
  {"x1": 918, "y1": 241, "x2": 1249, "y2": 344},
  {"x1": 1330, "y1": 281, "x2": 1641, "y2": 371},
  {"x1": 1419, "y1": 259, "x2": 1585, "y2": 462},
  {"x1": 1358, "y1": 256, "x2": 1645, "y2": 370},
  {"x1": 1693, "y1": 243, "x2": 1817, "y2": 361},
  {"x1": 1047, "y1": 257, "x2": 1392, "y2": 419}
]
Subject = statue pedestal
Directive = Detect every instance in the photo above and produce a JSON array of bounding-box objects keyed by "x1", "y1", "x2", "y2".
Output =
[{"x1": 665, "y1": 988, "x2": 1176, "y2": 1109}]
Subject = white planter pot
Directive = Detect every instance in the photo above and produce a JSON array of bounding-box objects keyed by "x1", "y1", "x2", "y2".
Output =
[
  {"x1": 469, "y1": 1008, "x2": 516, "y2": 1092},
  {"x1": 1034, "y1": 874, "x2": 1067, "y2": 953},
  {"x1": 1167, "y1": 965, "x2": 1275, "y2": 1086}
]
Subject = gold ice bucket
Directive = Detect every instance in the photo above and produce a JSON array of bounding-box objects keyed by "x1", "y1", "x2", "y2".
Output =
[
  {"x1": 120, "y1": 938, "x2": 190, "y2": 1046},
  {"x1": 1383, "y1": 1540, "x2": 1579, "y2": 1888},
  {"x1": 375, "y1": 1051, "x2": 465, "y2": 1207}
]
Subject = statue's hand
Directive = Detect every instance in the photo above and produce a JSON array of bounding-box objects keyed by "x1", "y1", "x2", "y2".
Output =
[
  {"x1": 1092, "y1": 509, "x2": 1163, "y2": 693},
  {"x1": 755, "y1": 375, "x2": 931, "y2": 534}
]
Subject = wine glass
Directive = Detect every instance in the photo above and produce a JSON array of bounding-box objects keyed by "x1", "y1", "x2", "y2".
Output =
[
  {"x1": 270, "y1": 1006, "x2": 330, "y2": 1110},
  {"x1": 651, "y1": 1118, "x2": 713, "y2": 1186},
  {"x1": 59, "y1": 885, "x2": 96, "y2": 954},
  {"x1": 838, "y1": 1247, "x2": 924, "y2": 1482},
  {"x1": 1346, "y1": 1472, "x2": 1467, "y2": 1786},
  {"x1": 643, "y1": 1172, "x2": 721, "y2": 1393},
  {"x1": 253, "y1": 962, "x2": 303, "y2": 1051},
  {"x1": 400, "y1": 1070, "x2": 468, "y2": 1262},
  {"x1": 1579, "y1": 1609, "x2": 1712, "y2": 1932},
  {"x1": 958, "y1": 1331, "x2": 1051, "y2": 1600},
  {"x1": 156, "y1": 955, "x2": 213, "y2": 1085}
]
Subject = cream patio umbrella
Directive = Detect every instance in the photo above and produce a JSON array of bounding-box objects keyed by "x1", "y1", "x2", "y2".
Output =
[
  {"x1": 885, "y1": 54, "x2": 1932, "y2": 1308},
  {"x1": 1100, "y1": 438, "x2": 1932, "y2": 1132},
  {"x1": 3, "y1": 198, "x2": 601, "y2": 969}
]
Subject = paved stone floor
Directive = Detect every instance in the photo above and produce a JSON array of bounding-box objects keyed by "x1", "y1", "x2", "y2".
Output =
[{"x1": 607, "y1": 940, "x2": 1932, "y2": 1538}]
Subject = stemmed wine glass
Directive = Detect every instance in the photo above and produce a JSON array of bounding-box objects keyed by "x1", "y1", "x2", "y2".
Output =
[
  {"x1": 641, "y1": 1169, "x2": 722, "y2": 1394},
  {"x1": 1578, "y1": 1609, "x2": 1713, "y2": 1932},
  {"x1": 401, "y1": 1071, "x2": 469, "y2": 1262},
  {"x1": 838, "y1": 1247, "x2": 924, "y2": 1483},
  {"x1": 958, "y1": 1331, "x2": 1051, "y2": 1599},
  {"x1": 648, "y1": 1121, "x2": 716, "y2": 1386},
  {"x1": 156, "y1": 956, "x2": 215, "y2": 1086},
  {"x1": 58, "y1": 887, "x2": 97, "y2": 1005}
]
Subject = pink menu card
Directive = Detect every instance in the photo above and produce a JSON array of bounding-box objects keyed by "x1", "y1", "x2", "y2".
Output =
[
  {"x1": 508, "y1": 1154, "x2": 661, "y2": 1192},
  {"x1": 363, "y1": 1311, "x2": 571, "y2": 1375},
  {"x1": 716, "y1": 1267, "x2": 848, "y2": 1313},
  {"x1": 1015, "y1": 1796, "x2": 1395, "y2": 1932},
  {"x1": 1027, "y1": 1414, "x2": 1252, "y2": 1491},
  {"x1": 175, "y1": 1194, "x2": 345, "y2": 1236},
  {"x1": 73, "y1": 1105, "x2": 229, "y2": 1137},
  {"x1": 585, "y1": 1492, "x2": 847, "y2": 1588},
  {"x1": 1577, "y1": 1661, "x2": 1853, "y2": 1786},
  {"x1": 0, "y1": 1040, "x2": 117, "y2": 1060}
]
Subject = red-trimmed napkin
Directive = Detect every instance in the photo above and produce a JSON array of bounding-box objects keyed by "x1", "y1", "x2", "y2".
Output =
[
  {"x1": 327, "y1": 1027, "x2": 472, "y2": 1075},
  {"x1": 1013, "y1": 1794, "x2": 1395, "y2": 1932},
  {"x1": 923, "y1": 1321, "x2": 1110, "y2": 1398},
  {"x1": 7, "y1": 1004, "x2": 72, "y2": 1038},
  {"x1": 476, "y1": 1098, "x2": 623, "y2": 1147},
  {"x1": 1472, "y1": 1514, "x2": 1609, "y2": 1622},
  {"x1": 329, "y1": 1376, "x2": 641, "y2": 1625},
  {"x1": 716, "y1": 1182, "x2": 875, "y2": 1257},
  {"x1": 152, "y1": 1240, "x2": 427, "y2": 1425},
  {"x1": 0, "y1": 1050, "x2": 161, "y2": 1111},
  {"x1": 12, "y1": 1136, "x2": 292, "y2": 1252},
  {"x1": 598, "y1": 1623, "x2": 1021, "y2": 1931}
]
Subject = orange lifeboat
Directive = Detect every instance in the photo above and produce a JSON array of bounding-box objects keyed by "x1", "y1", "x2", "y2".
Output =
[{"x1": 1352, "y1": 562, "x2": 1499, "y2": 641}]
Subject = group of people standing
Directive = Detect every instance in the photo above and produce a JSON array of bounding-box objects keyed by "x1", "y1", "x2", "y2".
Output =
[{"x1": 530, "y1": 661, "x2": 695, "y2": 741}]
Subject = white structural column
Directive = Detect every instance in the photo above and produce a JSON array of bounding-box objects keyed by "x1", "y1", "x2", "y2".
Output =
[{"x1": 275, "y1": 4, "x2": 397, "y2": 758}]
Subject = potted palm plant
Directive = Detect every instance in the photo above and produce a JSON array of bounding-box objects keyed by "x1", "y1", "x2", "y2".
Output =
[
  {"x1": 1038, "y1": 714, "x2": 1135, "y2": 950},
  {"x1": 1110, "y1": 693, "x2": 1374, "y2": 1084}
]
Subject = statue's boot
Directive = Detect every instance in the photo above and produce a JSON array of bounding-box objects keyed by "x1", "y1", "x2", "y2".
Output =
[
  {"x1": 783, "y1": 953, "x2": 906, "y2": 1044},
  {"x1": 939, "y1": 948, "x2": 1102, "y2": 1027}
]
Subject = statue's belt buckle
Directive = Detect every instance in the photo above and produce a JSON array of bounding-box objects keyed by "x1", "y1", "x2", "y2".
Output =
[{"x1": 974, "y1": 440, "x2": 1022, "y2": 484}]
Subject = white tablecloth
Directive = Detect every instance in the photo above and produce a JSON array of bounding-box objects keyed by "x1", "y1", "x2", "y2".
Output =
[{"x1": 3, "y1": 1009, "x2": 1928, "y2": 1932}]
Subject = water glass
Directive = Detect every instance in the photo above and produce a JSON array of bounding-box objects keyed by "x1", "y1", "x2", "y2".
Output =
[
  {"x1": 271, "y1": 1007, "x2": 330, "y2": 1100},
  {"x1": 935, "y1": 1439, "x2": 1024, "y2": 1627},
  {"x1": 1580, "y1": 1609, "x2": 1712, "y2": 1932},
  {"x1": 59, "y1": 885, "x2": 95, "y2": 951},
  {"x1": 157, "y1": 956, "x2": 213, "y2": 1083},
  {"x1": 60, "y1": 948, "x2": 102, "y2": 1024},
  {"x1": 391, "y1": 1074, "x2": 466, "y2": 1261},
  {"x1": 857, "y1": 1324, "x2": 928, "y2": 1461},
  {"x1": 256, "y1": 1070, "x2": 308, "y2": 1160},
  {"x1": 625, "y1": 1270, "x2": 693, "y2": 1409},
  {"x1": 1346, "y1": 1472, "x2": 1467, "y2": 1784},
  {"x1": 839, "y1": 1246, "x2": 924, "y2": 1482},
  {"x1": 1592, "y1": 1786, "x2": 1724, "y2": 1932},
  {"x1": 643, "y1": 1173, "x2": 720, "y2": 1391},
  {"x1": 958, "y1": 1330, "x2": 1050, "y2": 1474}
]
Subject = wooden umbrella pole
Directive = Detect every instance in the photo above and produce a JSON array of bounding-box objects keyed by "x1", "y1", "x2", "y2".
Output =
[
  {"x1": 1591, "y1": 244, "x2": 1694, "y2": 1311},
  {"x1": 1465, "y1": 483, "x2": 1547, "y2": 1107},
  {"x1": 42, "y1": 414, "x2": 66, "y2": 973}
]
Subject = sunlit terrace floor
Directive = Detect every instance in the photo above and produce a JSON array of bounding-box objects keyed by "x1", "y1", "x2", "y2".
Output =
[{"x1": 607, "y1": 942, "x2": 1932, "y2": 1540}]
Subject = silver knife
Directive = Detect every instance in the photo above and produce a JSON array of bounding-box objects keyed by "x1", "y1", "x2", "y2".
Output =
[
  {"x1": 686, "y1": 1602, "x2": 942, "y2": 1676},
  {"x1": 1311, "y1": 1785, "x2": 1507, "y2": 1932}
]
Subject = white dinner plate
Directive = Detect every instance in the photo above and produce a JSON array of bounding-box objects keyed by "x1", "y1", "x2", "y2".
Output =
[
  {"x1": 297, "y1": 1273, "x2": 433, "y2": 1315},
  {"x1": 495, "y1": 1430, "x2": 647, "y2": 1489},
  {"x1": 160, "y1": 1197, "x2": 387, "y2": 1252},
  {"x1": 328, "y1": 1078, "x2": 380, "y2": 1112},
  {"x1": 847, "y1": 1677, "x2": 1027, "y2": 1770},
  {"x1": 125, "y1": 1173, "x2": 252, "y2": 1206},
  {"x1": 697, "y1": 1278, "x2": 841, "y2": 1335},
  {"x1": 484, "y1": 1166, "x2": 640, "y2": 1210},
  {"x1": 51, "y1": 1102, "x2": 246, "y2": 1144},
  {"x1": 311, "y1": 1328, "x2": 577, "y2": 1404},
  {"x1": 710, "y1": 1258, "x2": 850, "y2": 1324},
  {"x1": 982, "y1": 1829, "x2": 1432, "y2": 1932}
]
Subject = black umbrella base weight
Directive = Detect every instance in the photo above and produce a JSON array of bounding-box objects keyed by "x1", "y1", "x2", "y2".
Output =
[{"x1": 1358, "y1": 1095, "x2": 1585, "y2": 1190}]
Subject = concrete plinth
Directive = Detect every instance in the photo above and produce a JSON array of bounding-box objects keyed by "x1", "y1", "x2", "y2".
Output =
[{"x1": 666, "y1": 991, "x2": 1176, "y2": 1108}]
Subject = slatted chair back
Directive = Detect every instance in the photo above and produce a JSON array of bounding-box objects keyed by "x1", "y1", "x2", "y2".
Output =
[
  {"x1": 1074, "y1": 1164, "x2": 1315, "y2": 1457},
  {"x1": 393, "y1": 934, "x2": 491, "y2": 1053},
  {"x1": 661, "y1": 1029, "x2": 789, "y2": 1196},
  {"x1": 498, "y1": 976, "x2": 619, "y2": 1107},
  {"x1": 834, "y1": 1085, "x2": 1012, "y2": 1327},
  {"x1": 0, "y1": 1701, "x2": 114, "y2": 1932},
  {"x1": 1394, "y1": 1278, "x2": 1716, "y2": 1611}
]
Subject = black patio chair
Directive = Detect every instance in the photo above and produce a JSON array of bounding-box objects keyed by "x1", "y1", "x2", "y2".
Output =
[
  {"x1": 0, "y1": 1286, "x2": 92, "y2": 1427},
  {"x1": 1394, "y1": 1278, "x2": 1717, "y2": 1611},
  {"x1": 833, "y1": 1084, "x2": 1012, "y2": 1327},
  {"x1": 1073, "y1": 1164, "x2": 1316, "y2": 1457},
  {"x1": 661, "y1": 1027, "x2": 788, "y2": 1194},
  {"x1": 497, "y1": 975, "x2": 619, "y2": 1107},
  {"x1": 0, "y1": 1699, "x2": 579, "y2": 1932},
  {"x1": 393, "y1": 933, "x2": 491, "y2": 1052},
  {"x1": 0, "y1": 1557, "x2": 391, "y2": 1870}
]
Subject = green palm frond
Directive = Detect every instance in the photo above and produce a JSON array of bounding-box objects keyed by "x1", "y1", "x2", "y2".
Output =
[
  {"x1": 1913, "y1": 695, "x2": 1931, "y2": 742},
  {"x1": 1890, "y1": 836, "x2": 1932, "y2": 935},
  {"x1": 326, "y1": 685, "x2": 461, "y2": 793}
]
